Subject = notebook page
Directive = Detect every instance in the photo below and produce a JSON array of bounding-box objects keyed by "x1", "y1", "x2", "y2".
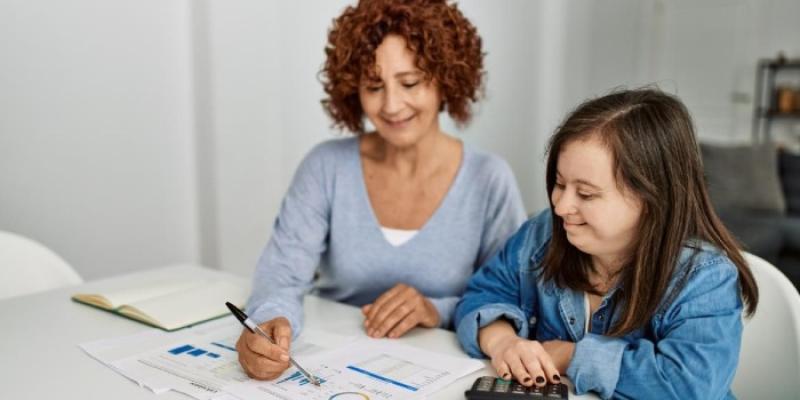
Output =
[
  {"x1": 123, "y1": 280, "x2": 247, "y2": 330},
  {"x1": 97, "y1": 279, "x2": 202, "y2": 309}
]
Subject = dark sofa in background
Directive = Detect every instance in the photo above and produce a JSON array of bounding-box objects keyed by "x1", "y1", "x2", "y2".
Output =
[{"x1": 701, "y1": 143, "x2": 800, "y2": 291}]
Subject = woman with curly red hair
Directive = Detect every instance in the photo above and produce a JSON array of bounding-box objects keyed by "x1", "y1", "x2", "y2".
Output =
[{"x1": 236, "y1": 0, "x2": 526, "y2": 380}]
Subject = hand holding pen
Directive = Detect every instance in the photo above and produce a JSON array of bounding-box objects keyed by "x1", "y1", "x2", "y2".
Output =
[{"x1": 228, "y1": 302, "x2": 320, "y2": 386}]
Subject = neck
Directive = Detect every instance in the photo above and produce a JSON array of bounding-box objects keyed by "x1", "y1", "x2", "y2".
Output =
[
  {"x1": 374, "y1": 128, "x2": 445, "y2": 177},
  {"x1": 590, "y1": 253, "x2": 626, "y2": 291}
]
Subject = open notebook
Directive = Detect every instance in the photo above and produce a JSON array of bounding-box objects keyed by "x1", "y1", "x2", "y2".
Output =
[{"x1": 72, "y1": 279, "x2": 248, "y2": 331}]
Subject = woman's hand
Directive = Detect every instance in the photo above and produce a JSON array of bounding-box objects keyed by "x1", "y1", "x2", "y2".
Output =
[
  {"x1": 361, "y1": 283, "x2": 440, "y2": 338},
  {"x1": 235, "y1": 317, "x2": 292, "y2": 380},
  {"x1": 479, "y1": 320, "x2": 561, "y2": 387}
]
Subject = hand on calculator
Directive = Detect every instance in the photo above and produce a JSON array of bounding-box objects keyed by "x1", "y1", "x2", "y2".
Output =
[{"x1": 464, "y1": 376, "x2": 568, "y2": 399}]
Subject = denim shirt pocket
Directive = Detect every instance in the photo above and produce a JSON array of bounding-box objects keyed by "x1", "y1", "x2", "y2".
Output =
[{"x1": 533, "y1": 318, "x2": 567, "y2": 341}]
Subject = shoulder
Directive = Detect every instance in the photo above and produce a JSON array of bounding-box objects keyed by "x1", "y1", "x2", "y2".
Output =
[
  {"x1": 660, "y1": 242, "x2": 742, "y2": 318},
  {"x1": 304, "y1": 136, "x2": 358, "y2": 163},
  {"x1": 678, "y1": 242, "x2": 739, "y2": 284},
  {"x1": 463, "y1": 146, "x2": 517, "y2": 186},
  {"x1": 502, "y1": 209, "x2": 553, "y2": 266},
  {"x1": 296, "y1": 136, "x2": 358, "y2": 173}
]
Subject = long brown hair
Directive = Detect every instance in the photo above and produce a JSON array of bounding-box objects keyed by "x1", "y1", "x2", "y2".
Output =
[{"x1": 541, "y1": 88, "x2": 758, "y2": 336}]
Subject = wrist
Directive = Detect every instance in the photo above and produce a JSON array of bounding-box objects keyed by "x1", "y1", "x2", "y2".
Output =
[
  {"x1": 479, "y1": 320, "x2": 517, "y2": 357},
  {"x1": 422, "y1": 297, "x2": 440, "y2": 327}
]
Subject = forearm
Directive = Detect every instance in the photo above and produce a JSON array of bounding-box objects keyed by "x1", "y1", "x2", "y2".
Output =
[
  {"x1": 247, "y1": 242, "x2": 316, "y2": 337},
  {"x1": 479, "y1": 319, "x2": 518, "y2": 357}
]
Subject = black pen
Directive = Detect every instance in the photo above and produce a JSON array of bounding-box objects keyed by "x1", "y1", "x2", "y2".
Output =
[{"x1": 225, "y1": 301, "x2": 321, "y2": 386}]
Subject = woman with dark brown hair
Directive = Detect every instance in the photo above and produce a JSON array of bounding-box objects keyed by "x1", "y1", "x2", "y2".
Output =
[
  {"x1": 236, "y1": 0, "x2": 526, "y2": 380},
  {"x1": 455, "y1": 88, "x2": 758, "y2": 399}
]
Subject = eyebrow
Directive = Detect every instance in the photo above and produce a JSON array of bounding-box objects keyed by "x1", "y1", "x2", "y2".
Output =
[{"x1": 556, "y1": 172, "x2": 602, "y2": 190}]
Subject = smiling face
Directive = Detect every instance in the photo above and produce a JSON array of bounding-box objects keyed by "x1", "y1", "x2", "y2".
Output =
[
  {"x1": 358, "y1": 34, "x2": 443, "y2": 147},
  {"x1": 550, "y1": 134, "x2": 643, "y2": 265}
]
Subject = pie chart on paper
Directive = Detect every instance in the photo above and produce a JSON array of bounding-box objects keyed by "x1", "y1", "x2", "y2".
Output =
[{"x1": 328, "y1": 393, "x2": 369, "y2": 400}]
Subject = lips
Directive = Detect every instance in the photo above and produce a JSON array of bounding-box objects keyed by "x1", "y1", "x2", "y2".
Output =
[
  {"x1": 382, "y1": 114, "x2": 415, "y2": 127},
  {"x1": 563, "y1": 221, "x2": 586, "y2": 230}
]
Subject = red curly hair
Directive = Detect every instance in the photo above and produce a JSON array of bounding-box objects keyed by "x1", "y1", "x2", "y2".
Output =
[{"x1": 320, "y1": 0, "x2": 485, "y2": 134}]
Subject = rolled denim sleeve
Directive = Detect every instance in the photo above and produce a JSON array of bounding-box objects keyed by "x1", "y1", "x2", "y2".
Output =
[
  {"x1": 456, "y1": 303, "x2": 530, "y2": 358},
  {"x1": 569, "y1": 256, "x2": 744, "y2": 399},
  {"x1": 567, "y1": 334, "x2": 627, "y2": 399}
]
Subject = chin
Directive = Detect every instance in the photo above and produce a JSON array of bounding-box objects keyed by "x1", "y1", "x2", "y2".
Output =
[
  {"x1": 379, "y1": 129, "x2": 421, "y2": 148},
  {"x1": 566, "y1": 236, "x2": 589, "y2": 253}
]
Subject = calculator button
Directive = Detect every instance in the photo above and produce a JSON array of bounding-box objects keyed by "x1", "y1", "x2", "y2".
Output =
[
  {"x1": 510, "y1": 383, "x2": 527, "y2": 393},
  {"x1": 494, "y1": 382, "x2": 510, "y2": 392}
]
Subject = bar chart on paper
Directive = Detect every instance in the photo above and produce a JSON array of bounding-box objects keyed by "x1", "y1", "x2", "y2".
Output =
[{"x1": 107, "y1": 330, "x2": 250, "y2": 400}]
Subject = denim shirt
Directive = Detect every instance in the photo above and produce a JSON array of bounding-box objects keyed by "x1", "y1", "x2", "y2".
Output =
[{"x1": 455, "y1": 210, "x2": 744, "y2": 400}]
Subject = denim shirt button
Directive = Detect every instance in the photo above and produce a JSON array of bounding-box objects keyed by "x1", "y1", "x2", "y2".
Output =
[
  {"x1": 529, "y1": 316, "x2": 537, "y2": 325},
  {"x1": 598, "y1": 314, "x2": 605, "y2": 321},
  {"x1": 569, "y1": 317, "x2": 576, "y2": 325}
]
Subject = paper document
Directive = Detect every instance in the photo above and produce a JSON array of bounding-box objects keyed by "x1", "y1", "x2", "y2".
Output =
[
  {"x1": 81, "y1": 316, "x2": 351, "y2": 400},
  {"x1": 224, "y1": 338, "x2": 484, "y2": 400}
]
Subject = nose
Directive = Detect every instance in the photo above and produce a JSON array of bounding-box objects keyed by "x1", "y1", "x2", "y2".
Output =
[
  {"x1": 552, "y1": 188, "x2": 576, "y2": 218},
  {"x1": 381, "y1": 85, "x2": 404, "y2": 116}
]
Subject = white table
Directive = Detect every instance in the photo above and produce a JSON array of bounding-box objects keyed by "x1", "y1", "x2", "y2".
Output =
[{"x1": 0, "y1": 265, "x2": 596, "y2": 399}]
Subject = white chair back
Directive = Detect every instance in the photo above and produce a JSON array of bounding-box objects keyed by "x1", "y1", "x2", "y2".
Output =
[
  {"x1": 733, "y1": 252, "x2": 800, "y2": 399},
  {"x1": 0, "y1": 231, "x2": 82, "y2": 300}
]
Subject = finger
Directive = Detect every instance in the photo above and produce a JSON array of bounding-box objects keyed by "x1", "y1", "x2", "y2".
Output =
[
  {"x1": 244, "y1": 356, "x2": 289, "y2": 380},
  {"x1": 492, "y1": 359, "x2": 512, "y2": 381},
  {"x1": 506, "y1": 353, "x2": 533, "y2": 387},
  {"x1": 237, "y1": 334, "x2": 288, "y2": 380},
  {"x1": 369, "y1": 286, "x2": 416, "y2": 333},
  {"x1": 361, "y1": 304, "x2": 372, "y2": 315},
  {"x1": 385, "y1": 311, "x2": 419, "y2": 338},
  {"x1": 246, "y1": 331, "x2": 289, "y2": 362},
  {"x1": 372, "y1": 298, "x2": 415, "y2": 337},
  {"x1": 250, "y1": 352, "x2": 290, "y2": 378},
  {"x1": 519, "y1": 348, "x2": 546, "y2": 387},
  {"x1": 366, "y1": 298, "x2": 406, "y2": 334},
  {"x1": 366, "y1": 284, "x2": 406, "y2": 322},
  {"x1": 366, "y1": 285, "x2": 405, "y2": 323},
  {"x1": 269, "y1": 320, "x2": 293, "y2": 351},
  {"x1": 538, "y1": 352, "x2": 561, "y2": 384}
]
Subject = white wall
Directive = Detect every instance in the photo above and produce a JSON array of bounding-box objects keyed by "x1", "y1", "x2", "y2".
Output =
[
  {"x1": 198, "y1": 0, "x2": 354, "y2": 275},
  {"x1": 0, "y1": 0, "x2": 199, "y2": 279},
  {"x1": 2, "y1": 0, "x2": 800, "y2": 279}
]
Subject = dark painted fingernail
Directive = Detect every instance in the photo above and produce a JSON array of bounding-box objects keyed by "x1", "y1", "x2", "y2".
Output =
[
  {"x1": 553, "y1": 374, "x2": 561, "y2": 382},
  {"x1": 536, "y1": 376, "x2": 545, "y2": 384},
  {"x1": 523, "y1": 376, "x2": 532, "y2": 383}
]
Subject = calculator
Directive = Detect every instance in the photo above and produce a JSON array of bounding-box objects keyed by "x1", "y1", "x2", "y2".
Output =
[{"x1": 464, "y1": 376, "x2": 569, "y2": 399}]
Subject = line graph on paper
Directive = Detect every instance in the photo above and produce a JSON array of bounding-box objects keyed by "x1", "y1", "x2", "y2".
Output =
[{"x1": 346, "y1": 353, "x2": 450, "y2": 392}]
